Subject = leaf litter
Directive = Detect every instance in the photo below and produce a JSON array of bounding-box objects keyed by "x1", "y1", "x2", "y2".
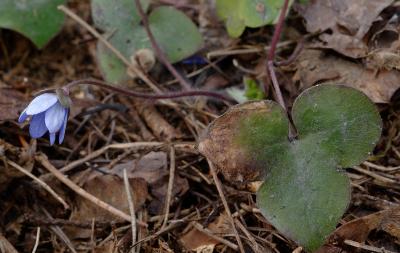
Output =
[{"x1": 0, "y1": 0, "x2": 399, "y2": 252}]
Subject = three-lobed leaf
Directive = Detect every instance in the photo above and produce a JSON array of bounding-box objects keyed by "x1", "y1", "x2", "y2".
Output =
[
  {"x1": 0, "y1": 0, "x2": 66, "y2": 48},
  {"x1": 92, "y1": 0, "x2": 203, "y2": 83},
  {"x1": 200, "y1": 85, "x2": 382, "y2": 252}
]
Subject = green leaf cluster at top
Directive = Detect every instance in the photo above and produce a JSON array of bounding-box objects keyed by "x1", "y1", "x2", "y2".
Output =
[
  {"x1": 0, "y1": 0, "x2": 66, "y2": 48},
  {"x1": 92, "y1": 0, "x2": 203, "y2": 83},
  {"x1": 216, "y1": 0, "x2": 289, "y2": 37},
  {"x1": 231, "y1": 85, "x2": 381, "y2": 251}
]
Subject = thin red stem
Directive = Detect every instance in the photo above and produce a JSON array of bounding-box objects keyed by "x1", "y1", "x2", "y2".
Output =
[
  {"x1": 134, "y1": 0, "x2": 191, "y2": 91},
  {"x1": 267, "y1": 0, "x2": 290, "y2": 63},
  {"x1": 64, "y1": 79, "x2": 232, "y2": 102},
  {"x1": 267, "y1": 61, "x2": 285, "y2": 110},
  {"x1": 265, "y1": 0, "x2": 290, "y2": 110}
]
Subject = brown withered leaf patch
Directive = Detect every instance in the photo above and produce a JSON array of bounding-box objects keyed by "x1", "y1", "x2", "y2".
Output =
[
  {"x1": 180, "y1": 212, "x2": 233, "y2": 252},
  {"x1": 0, "y1": 88, "x2": 28, "y2": 122},
  {"x1": 316, "y1": 206, "x2": 400, "y2": 252},
  {"x1": 297, "y1": 0, "x2": 393, "y2": 58},
  {"x1": 88, "y1": 151, "x2": 189, "y2": 215},
  {"x1": 295, "y1": 49, "x2": 400, "y2": 103},
  {"x1": 198, "y1": 102, "x2": 268, "y2": 183},
  {"x1": 67, "y1": 175, "x2": 147, "y2": 239},
  {"x1": 109, "y1": 152, "x2": 189, "y2": 215},
  {"x1": 0, "y1": 139, "x2": 34, "y2": 192}
]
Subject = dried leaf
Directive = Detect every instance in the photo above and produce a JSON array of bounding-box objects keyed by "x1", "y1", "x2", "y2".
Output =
[
  {"x1": 369, "y1": 14, "x2": 400, "y2": 50},
  {"x1": 68, "y1": 175, "x2": 147, "y2": 238},
  {"x1": 297, "y1": 0, "x2": 393, "y2": 58},
  {"x1": 180, "y1": 213, "x2": 233, "y2": 251},
  {"x1": 0, "y1": 88, "x2": 27, "y2": 122},
  {"x1": 295, "y1": 49, "x2": 400, "y2": 103},
  {"x1": 91, "y1": 151, "x2": 168, "y2": 183},
  {"x1": 365, "y1": 49, "x2": 400, "y2": 71},
  {"x1": 0, "y1": 139, "x2": 34, "y2": 192},
  {"x1": 92, "y1": 151, "x2": 188, "y2": 215},
  {"x1": 93, "y1": 240, "x2": 117, "y2": 253},
  {"x1": 199, "y1": 102, "x2": 268, "y2": 183},
  {"x1": 149, "y1": 171, "x2": 189, "y2": 215},
  {"x1": 317, "y1": 206, "x2": 400, "y2": 252}
]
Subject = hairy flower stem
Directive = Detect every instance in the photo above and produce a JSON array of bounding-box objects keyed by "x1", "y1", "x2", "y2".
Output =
[{"x1": 64, "y1": 79, "x2": 232, "y2": 102}]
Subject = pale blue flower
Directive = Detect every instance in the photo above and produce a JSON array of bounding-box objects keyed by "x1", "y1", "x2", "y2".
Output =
[{"x1": 19, "y1": 92, "x2": 69, "y2": 145}]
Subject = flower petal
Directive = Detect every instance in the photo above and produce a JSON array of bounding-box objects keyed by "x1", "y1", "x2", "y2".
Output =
[
  {"x1": 49, "y1": 133, "x2": 56, "y2": 146},
  {"x1": 26, "y1": 93, "x2": 58, "y2": 115},
  {"x1": 45, "y1": 102, "x2": 66, "y2": 133},
  {"x1": 29, "y1": 112, "x2": 47, "y2": 138},
  {"x1": 58, "y1": 109, "x2": 69, "y2": 144},
  {"x1": 18, "y1": 109, "x2": 28, "y2": 123}
]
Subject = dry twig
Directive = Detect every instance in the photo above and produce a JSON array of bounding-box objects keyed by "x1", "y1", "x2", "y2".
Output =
[
  {"x1": 208, "y1": 160, "x2": 246, "y2": 253},
  {"x1": 192, "y1": 222, "x2": 239, "y2": 251},
  {"x1": 162, "y1": 146, "x2": 176, "y2": 229},
  {"x1": 31, "y1": 227, "x2": 40, "y2": 253},
  {"x1": 123, "y1": 169, "x2": 137, "y2": 252},
  {"x1": 344, "y1": 240, "x2": 397, "y2": 253},
  {"x1": 7, "y1": 160, "x2": 69, "y2": 209},
  {"x1": 60, "y1": 142, "x2": 164, "y2": 173},
  {"x1": 36, "y1": 154, "x2": 146, "y2": 226}
]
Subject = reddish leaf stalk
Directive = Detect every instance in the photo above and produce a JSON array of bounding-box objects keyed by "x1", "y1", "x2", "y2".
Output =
[
  {"x1": 64, "y1": 78, "x2": 232, "y2": 102},
  {"x1": 267, "y1": 61, "x2": 285, "y2": 109},
  {"x1": 266, "y1": 0, "x2": 290, "y2": 110},
  {"x1": 134, "y1": 0, "x2": 192, "y2": 91}
]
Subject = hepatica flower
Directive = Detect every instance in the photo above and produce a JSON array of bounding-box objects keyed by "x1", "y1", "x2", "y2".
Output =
[{"x1": 19, "y1": 89, "x2": 70, "y2": 145}]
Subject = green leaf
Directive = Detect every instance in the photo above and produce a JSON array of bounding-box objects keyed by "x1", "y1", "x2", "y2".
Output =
[
  {"x1": 0, "y1": 0, "x2": 66, "y2": 48},
  {"x1": 233, "y1": 85, "x2": 382, "y2": 251},
  {"x1": 148, "y1": 7, "x2": 203, "y2": 63},
  {"x1": 92, "y1": 0, "x2": 203, "y2": 83},
  {"x1": 244, "y1": 78, "x2": 265, "y2": 100},
  {"x1": 240, "y1": 0, "x2": 283, "y2": 27},
  {"x1": 226, "y1": 78, "x2": 265, "y2": 103},
  {"x1": 216, "y1": 0, "x2": 288, "y2": 37},
  {"x1": 91, "y1": 0, "x2": 149, "y2": 30}
]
